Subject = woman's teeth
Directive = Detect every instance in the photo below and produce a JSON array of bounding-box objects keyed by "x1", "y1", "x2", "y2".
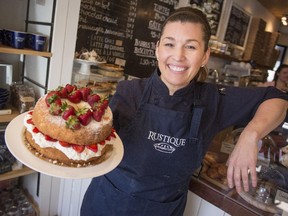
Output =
[{"x1": 169, "y1": 65, "x2": 186, "y2": 72}]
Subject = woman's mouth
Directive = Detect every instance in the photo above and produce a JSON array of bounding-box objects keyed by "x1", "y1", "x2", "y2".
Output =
[{"x1": 168, "y1": 65, "x2": 187, "y2": 72}]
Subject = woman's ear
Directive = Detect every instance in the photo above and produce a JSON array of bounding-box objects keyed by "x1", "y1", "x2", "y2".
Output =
[
  {"x1": 202, "y1": 47, "x2": 210, "y2": 66},
  {"x1": 155, "y1": 40, "x2": 159, "y2": 60}
]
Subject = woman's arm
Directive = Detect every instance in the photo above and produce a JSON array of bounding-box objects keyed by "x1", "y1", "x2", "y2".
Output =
[{"x1": 226, "y1": 98, "x2": 288, "y2": 193}]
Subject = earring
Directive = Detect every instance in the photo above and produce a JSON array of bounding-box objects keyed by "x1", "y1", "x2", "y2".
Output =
[{"x1": 201, "y1": 65, "x2": 205, "y2": 68}]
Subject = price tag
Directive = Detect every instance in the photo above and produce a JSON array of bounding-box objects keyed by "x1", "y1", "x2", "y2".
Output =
[{"x1": 275, "y1": 189, "x2": 288, "y2": 212}]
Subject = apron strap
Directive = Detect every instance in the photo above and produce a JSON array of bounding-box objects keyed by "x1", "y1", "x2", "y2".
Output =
[{"x1": 189, "y1": 83, "x2": 204, "y2": 140}]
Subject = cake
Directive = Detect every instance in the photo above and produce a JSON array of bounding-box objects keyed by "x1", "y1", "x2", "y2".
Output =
[
  {"x1": 23, "y1": 84, "x2": 115, "y2": 167},
  {"x1": 75, "y1": 48, "x2": 105, "y2": 63}
]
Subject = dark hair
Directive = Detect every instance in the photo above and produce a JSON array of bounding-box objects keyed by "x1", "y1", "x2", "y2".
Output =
[
  {"x1": 273, "y1": 64, "x2": 288, "y2": 81},
  {"x1": 160, "y1": 7, "x2": 211, "y2": 52}
]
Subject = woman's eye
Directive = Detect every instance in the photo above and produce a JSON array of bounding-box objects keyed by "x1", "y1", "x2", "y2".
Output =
[
  {"x1": 164, "y1": 43, "x2": 174, "y2": 47},
  {"x1": 186, "y1": 45, "x2": 196, "y2": 50}
]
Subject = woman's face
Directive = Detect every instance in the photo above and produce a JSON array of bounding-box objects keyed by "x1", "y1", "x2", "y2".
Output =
[
  {"x1": 278, "y1": 67, "x2": 288, "y2": 84},
  {"x1": 155, "y1": 21, "x2": 210, "y2": 95}
]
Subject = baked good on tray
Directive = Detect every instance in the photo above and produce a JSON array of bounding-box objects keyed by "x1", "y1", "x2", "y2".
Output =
[{"x1": 23, "y1": 84, "x2": 115, "y2": 167}]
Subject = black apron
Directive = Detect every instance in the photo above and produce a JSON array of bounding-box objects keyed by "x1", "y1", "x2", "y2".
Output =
[{"x1": 81, "y1": 78, "x2": 204, "y2": 216}]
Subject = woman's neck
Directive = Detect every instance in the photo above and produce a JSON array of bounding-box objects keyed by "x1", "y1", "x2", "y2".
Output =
[{"x1": 276, "y1": 79, "x2": 288, "y2": 92}]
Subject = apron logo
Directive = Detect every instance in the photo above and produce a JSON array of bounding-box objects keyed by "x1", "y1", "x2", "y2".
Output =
[
  {"x1": 154, "y1": 143, "x2": 175, "y2": 153},
  {"x1": 147, "y1": 131, "x2": 186, "y2": 154}
]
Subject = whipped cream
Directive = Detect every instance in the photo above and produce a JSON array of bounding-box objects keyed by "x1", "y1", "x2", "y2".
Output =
[{"x1": 24, "y1": 112, "x2": 113, "y2": 161}]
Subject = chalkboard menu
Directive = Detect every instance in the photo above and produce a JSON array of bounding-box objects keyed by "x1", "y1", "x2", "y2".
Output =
[
  {"x1": 224, "y1": 5, "x2": 250, "y2": 47},
  {"x1": 190, "y1": 0, "x2": 224, "y2": 36},
  {"x1": 76, "y1": 0, "x2": 179, "y2": 78}
]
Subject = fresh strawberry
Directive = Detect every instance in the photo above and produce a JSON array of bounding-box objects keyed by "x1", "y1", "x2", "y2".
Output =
[
  {"x1": 87, "y1": 144, "x2": 98, "y2": 152},
  {"x1": 57, "y1": 86, "x2": 68, "y2": 98},
  {"x1": 45, "y1": 91, "x2": 60, "y2": 107},
  {"x1": 79, "y1": 87, "x2": 92, "y2": 102},
  {"x1": 101, "y1": 99, "x2": 109, "y2": 109},
  {"x1": 87, "y1": 94, "x2": 101, "y2": 109},
  {"x1": 45, "y1": 134, "x2": 57, "y2": 142},
  {"x1": 61, "y1": 102, "x2": 76, "y2": 120},
  {"x1": 28, "y1": 111, "x2": 33, "y2": 115},
  {"x1": 92, "y1": 108, "x2": 104, "y2": 122},
  {"x1": 72, "y1": 144, "x2": 85, "y2": 153},
  {"x1": 65, "y1": 115, "x2": 81, "y2": 130},
  {"x1": 65, "y1": 84, "x2": 77, "y2": 94},
  {"x1": 67, "y1": 90, "x2": 82, "y2": 103},
  {"x1": 49, "y1": 99, "x2": 62, "y2": 115},
  {"x1": 59, "y1": 141, "x2": 71, "y2": 147},
  {"x1": 77, "y1": 108, "x2": 92, "y2": 126}
]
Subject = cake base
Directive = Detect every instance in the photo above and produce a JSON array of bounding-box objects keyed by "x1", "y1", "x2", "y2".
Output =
[{"x1": 24, "y1": 130, "x2": 113, "y2": 167}]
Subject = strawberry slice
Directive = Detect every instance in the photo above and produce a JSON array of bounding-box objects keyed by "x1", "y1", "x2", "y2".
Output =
[
  {"x1": 32, "y1": 127, "x2": 40, "y2": 133},
  {"x1": 59, "y1": 141, "x2": 71, "y2": 147},
  {"x1": 109, "y1": 132, "x2": 116, "y2": 138},
  {"x1": 45, "y1": 135, "x2": 57, "y2": 142},
  {"x1": 72, "y1": 144, "x2": 85, "y2": 153},
  {"x1": 26, "y1": 118, "x2": 34, "y2": 124},
  {"x1": 87, "y1": 144, "x2": 98, "y2": 152},
  {"x1": 99, "y1": 141, "x2": 105, "y2": 145}
]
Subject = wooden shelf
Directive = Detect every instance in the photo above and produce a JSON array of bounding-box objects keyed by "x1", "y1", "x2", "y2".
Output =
[
  {"x1": 0, "y1": 45, "x2": 52, "y2": 58},
  {"x1": 0, "y1": 166, "x2": 36, "y2": 181},
  {"x1": 0, "y1": 106, "x2": 20, "y2": 123},
  {"x1": 210, "y1": 52, "x2": 242, "y2": 62}
]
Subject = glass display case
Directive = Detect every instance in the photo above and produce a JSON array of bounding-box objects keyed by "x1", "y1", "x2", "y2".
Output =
[{"x1": 190, "y1": 125, "x2": 288, "y2": 216}]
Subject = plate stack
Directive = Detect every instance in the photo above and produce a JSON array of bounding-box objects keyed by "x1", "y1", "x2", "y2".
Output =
[
  {"x1": 96, "y1": 63, "x2": 124, "y2": 78},
  {"x1": 0, "y1": 88, "x2": 9, "y2": 109}
]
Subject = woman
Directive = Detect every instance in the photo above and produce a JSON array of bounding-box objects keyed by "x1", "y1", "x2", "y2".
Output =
[
  {"x1": 81, "y1": 7, "x2": 287, "y2": 215},
  {"x1": 258, "y1": 64, "x2": 288, "y2": 93}
]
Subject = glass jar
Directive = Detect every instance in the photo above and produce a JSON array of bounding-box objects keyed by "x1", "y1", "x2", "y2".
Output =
[{"x1": 20, "y1": 202, "x2": 35, "y2": 216}]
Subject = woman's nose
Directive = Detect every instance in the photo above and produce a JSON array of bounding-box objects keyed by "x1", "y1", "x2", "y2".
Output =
[{"x1": 172, "y1": 47, "x2": 185, "y2": 61}]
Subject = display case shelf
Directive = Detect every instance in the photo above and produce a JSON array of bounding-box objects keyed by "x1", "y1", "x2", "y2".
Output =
[
  {"x1": 0, "y1": 166, "x2": 36, "y2": 181},
  {"x1": 0, "y1": 45, "x2": 52, "y2": 58},
  {"x1": 0, "y1": 107, "x2": 20, "y2": 123}
]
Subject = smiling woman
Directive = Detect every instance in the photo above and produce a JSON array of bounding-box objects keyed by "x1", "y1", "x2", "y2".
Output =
[{"x1": 81, "y1": 7, "x2": 288, "y2": 216}]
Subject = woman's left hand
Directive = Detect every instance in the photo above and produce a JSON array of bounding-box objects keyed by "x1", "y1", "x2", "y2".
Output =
[{"x1": 226, "y1": 131, "x2": 259, "y2": 193}]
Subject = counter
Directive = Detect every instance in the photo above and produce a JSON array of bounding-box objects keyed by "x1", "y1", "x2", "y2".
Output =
[{"x1": 189, "y1": 127, "x2": 288, "y2": 216}]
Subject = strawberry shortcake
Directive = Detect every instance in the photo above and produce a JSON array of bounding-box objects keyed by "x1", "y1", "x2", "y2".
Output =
[{"x1": 23, "y1": 84, "x2": 115, "y2": 167}]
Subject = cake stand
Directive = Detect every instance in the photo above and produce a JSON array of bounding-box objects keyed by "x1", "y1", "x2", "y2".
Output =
[{"x1": 74, "y1": 59, "x2": 97, "y2": 75}]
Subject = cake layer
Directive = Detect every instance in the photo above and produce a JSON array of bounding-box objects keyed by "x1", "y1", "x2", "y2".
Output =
[
  {"x1": 24, "y1": 130, "x2": 113, "y2": 167},
  {"x1": 32, "y1": 96, "x2": 113, "y2": 145}
]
